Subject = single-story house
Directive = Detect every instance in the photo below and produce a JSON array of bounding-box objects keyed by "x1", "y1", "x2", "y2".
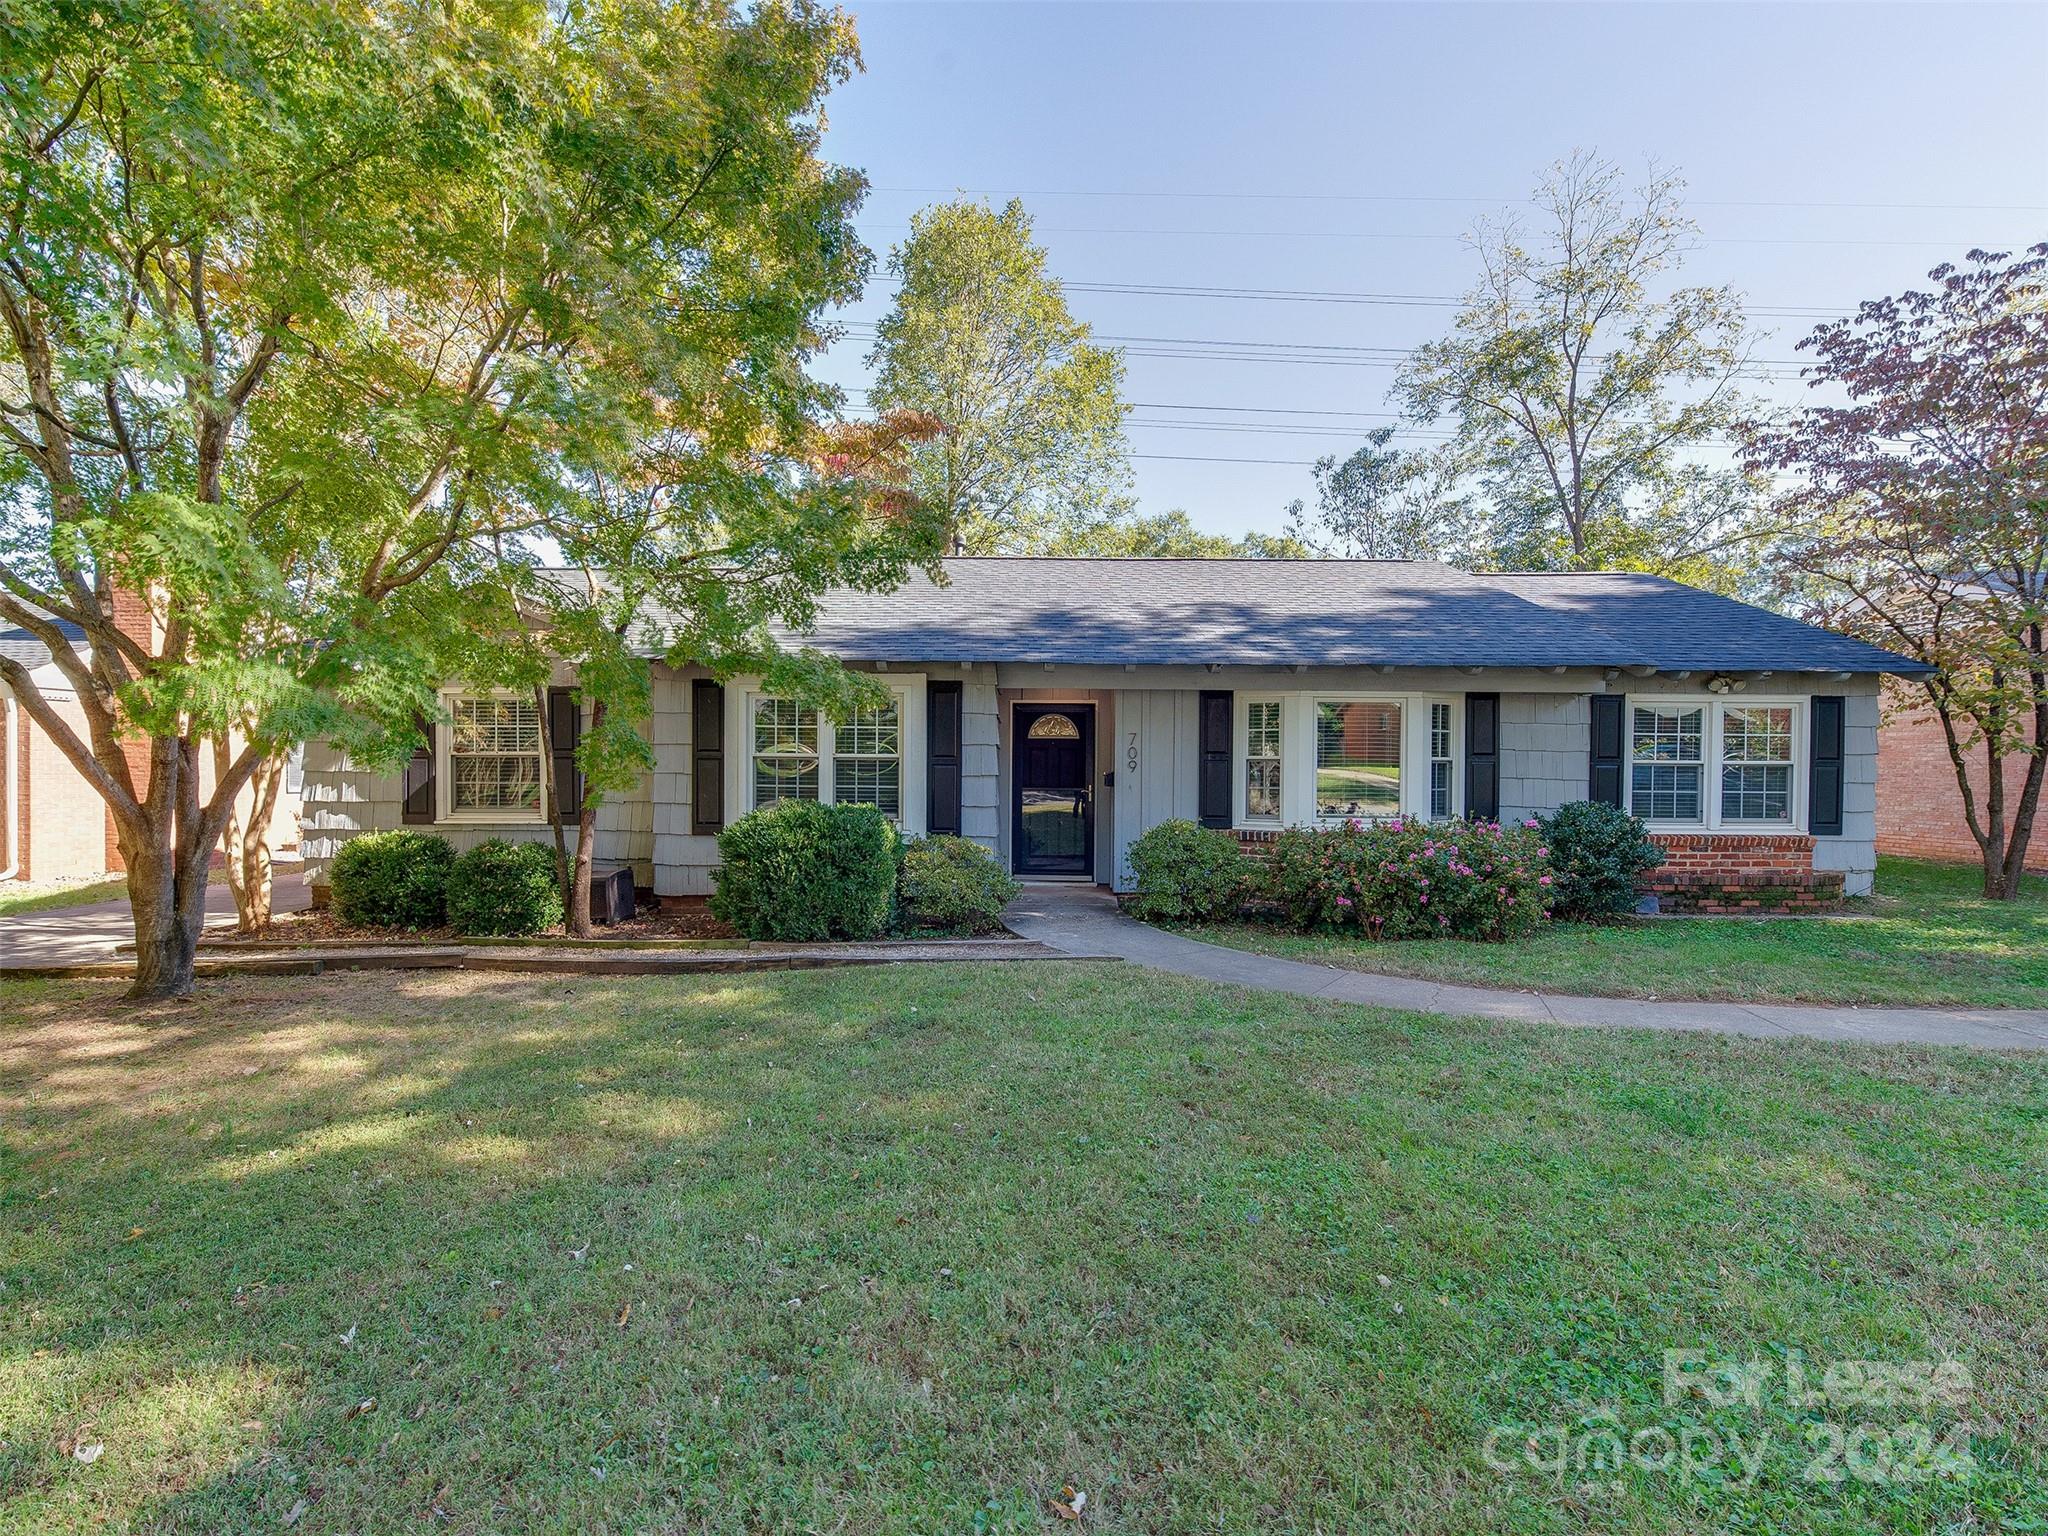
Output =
[{"x1": 299, "y1": 558, "x2": 1932, "y2": 908}]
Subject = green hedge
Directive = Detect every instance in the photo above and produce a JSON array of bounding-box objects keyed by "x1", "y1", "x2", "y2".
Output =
[
  {"x1": 897, "y1": 836, "x2": 1018, "y2": 934},
  {"x1": 445, "y1": 839, "x2": 564, "y2": 937},
  {"x1": 710, "y1": 799, "x2": 898, "y2": 942},
  {"x1": 329, "y1": 830, "x2": 454, "y2": 929},
  {"x1": 1125, "y1": 819, "x2": 1251, "y2": 923}
]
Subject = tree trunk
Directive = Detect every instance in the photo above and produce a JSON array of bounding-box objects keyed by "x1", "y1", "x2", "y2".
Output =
[
  {"x1": 121, "y1": 806, "x2": 210, "y2": 1003},
  {"x1": 214, "y1": 734, "x2": 285, "y2": 933},
  {"x1": 536, "y1": 684, "x2": 573, "y2": 923},
  {"x1": 566, "y1": 698, "x2": 605, "y2": 938}
]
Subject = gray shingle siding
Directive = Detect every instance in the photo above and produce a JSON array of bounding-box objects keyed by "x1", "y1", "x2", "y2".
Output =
[{"x1": 1498, "y1": 692, "x2": 1591, "y2": 821}]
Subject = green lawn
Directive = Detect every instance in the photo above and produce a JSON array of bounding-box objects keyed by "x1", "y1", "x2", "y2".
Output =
[
  {"x1": 0, "y1": 878, "x2": 128, "y2": 918},
  {"x1": 2, "y1": 964, "x2": 2043, "y2": 1533},
  {"x1": 1184, "y1": 856, "x2": 2048, "y2": 1009}
]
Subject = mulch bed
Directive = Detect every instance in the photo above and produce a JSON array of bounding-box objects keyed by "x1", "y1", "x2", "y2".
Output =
[{"x1": 219, "y1": 895, "x2": 739, "y2": 947}]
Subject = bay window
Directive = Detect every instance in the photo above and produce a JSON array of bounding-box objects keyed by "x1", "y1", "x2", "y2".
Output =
[{"x1": 1629, "y1": 699, "x2": 1804, "y2": 829}]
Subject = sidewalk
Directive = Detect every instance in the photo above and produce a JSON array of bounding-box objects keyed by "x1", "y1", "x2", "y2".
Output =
[
  {"x1": 0, "y1": 875, "x2": 313, "y2": 968},
  {"x1": 1002, "y1": 885, "x2": 2048, "y2": 1053}
]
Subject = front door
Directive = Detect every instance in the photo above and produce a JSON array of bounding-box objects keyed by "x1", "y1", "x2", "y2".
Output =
[{"x1": 1013, "y1": 705, "x2": 1095, "y2": 877}]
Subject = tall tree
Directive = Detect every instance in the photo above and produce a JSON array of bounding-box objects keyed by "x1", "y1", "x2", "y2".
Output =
[
  {"x1": 1399, "y1": 153, "x2": 1763, "y2": 579},
  {"x1": 0, "y1": 0, "x2": 922, "y2": 998},
  {"x1": 1281, "y1": 431, "x2": 1474, "y2": 561},
  {"x1": 531, "y1": 409, "x2": 943, "y2": 936},
  {"x1": 1746, "y1": 245, "x2": 2048, "y2": 900},
  {"x1": 865, "y1": 199, "x2": 1133, "y2": 552}
]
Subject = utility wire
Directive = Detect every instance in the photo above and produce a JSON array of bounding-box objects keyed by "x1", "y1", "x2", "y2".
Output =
[{"x1": 870, "y1": 183, "x2": 2048, "y2": 215}]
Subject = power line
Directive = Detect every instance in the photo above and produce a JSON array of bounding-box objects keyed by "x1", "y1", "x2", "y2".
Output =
[
  {"x1": 871, "y1": 183, "x2": 2048, "y2": 216},
  {"x1": 837, "y1": 320, "x2": 1809, "y2": 375},
  {"x1": 1130, "y1": 452, "x2": 1326, "y2": 466},
  {"x1": 857, "y1": 221, "x2": 2001, "y2": 251},
  {"x1": 1059, "y1": 279, "x2": 1849, "y2": 321}
]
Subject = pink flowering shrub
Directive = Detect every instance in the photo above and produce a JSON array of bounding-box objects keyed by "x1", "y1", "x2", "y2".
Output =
[{"x1": 1264, "y1": 816, "x2": 1552, "y2": 942}]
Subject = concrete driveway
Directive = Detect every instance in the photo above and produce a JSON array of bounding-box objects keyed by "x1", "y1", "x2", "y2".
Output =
[{"x1": 0, "y1": 875, "x2": 312, "y2": 968}]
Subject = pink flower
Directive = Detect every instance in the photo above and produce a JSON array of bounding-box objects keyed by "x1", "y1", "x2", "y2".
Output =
[
  {"x1": 1523, "y1": 818, "x2": 1539, "y2": 829},
  {"x1": 1538, "y1": 874, "x2": 1553, "y2": 886},
  {"x1": 1335, "y1": 895, "x2": 1352, "y2": 907}
]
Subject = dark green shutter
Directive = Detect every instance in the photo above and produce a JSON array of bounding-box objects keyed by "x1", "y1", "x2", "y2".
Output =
[
  {"x1": 1589, "y1": 694, "x2": 1625, "y2": 807},
  {"x1": 927, "y1": 680, "x2": 962, "y2": 835},
  {"x1": 1198, "y1": 690, "x2": 1232, "y2": 828},
  {"x1": 401, "y1": 719, "x2": 436, "y2": 824},
  {"x1": 1464, "y1": 692, "x2": 1499, "y2": 821},
  {"x1": 547, "y1": 687, "x2": 581, "y2": 825},
  {"x1": 691, "y1": 679, "x2": 725, "y2": 835},
  {"x1": 1809, "y1": 694, "x2": 1845, "y2": 836}
]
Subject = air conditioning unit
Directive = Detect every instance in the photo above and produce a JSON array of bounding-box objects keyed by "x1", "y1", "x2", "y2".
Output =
[{"x1": 589, "y1": 866, "x2": 636, "y2": 926}]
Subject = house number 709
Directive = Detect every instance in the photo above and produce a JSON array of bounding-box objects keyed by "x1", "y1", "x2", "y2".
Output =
[{"x1": 1125, "y1": 732, "x2": 1139, "y2": 774}]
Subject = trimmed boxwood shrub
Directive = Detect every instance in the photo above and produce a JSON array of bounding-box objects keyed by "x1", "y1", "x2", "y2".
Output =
[
  {"x1": 445, "y1": 838, "x2": 564, "y2": 937},
  {"x1": 710, "y1": 799, "x2": 899, "y2": 942},
  {"x1": 1266, "y1": 816, "x2": 1551, "y2": 942},
  {"x1": 1125, "y1": 819, "x2": 1251, "y2": 923},
  {"x1": 897, "y1": 835, "x2": 1018, "y2": 935},
  {"x1": 329, "y1": 830, "x2": 454, "y2": 929},
  {"x1": 1538, "y1": 799, "x2": 1665, "y2": 920}
]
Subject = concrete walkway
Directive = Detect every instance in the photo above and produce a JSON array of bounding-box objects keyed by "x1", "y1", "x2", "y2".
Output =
[
  {"x1": 1003, "y1": 884, "x2": 2048, "y2": 1052},
  {"x1": 0, "y1": 875, "x2": 312, "y2": 968}
]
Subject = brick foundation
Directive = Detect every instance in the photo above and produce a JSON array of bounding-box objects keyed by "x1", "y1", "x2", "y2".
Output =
[{"x1": 1644, "y1": 831, "x2": 1842, "y2": 913}]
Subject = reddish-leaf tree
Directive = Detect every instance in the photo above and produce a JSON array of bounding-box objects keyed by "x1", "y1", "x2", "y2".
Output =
[{"x1": 1746, "y1": 245, "x2": 2048, "y2": 899}]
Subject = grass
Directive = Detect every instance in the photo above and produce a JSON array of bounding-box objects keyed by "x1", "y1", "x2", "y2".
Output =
[
  {"x1": 1, "y1": 964, "x2": 2044, "y2": 1533},
  {"x1": 0, "y1": 878, "x2": 128, "y2": 918},
  {"x1": 1183, "y1": 856, "x2": 2048, "y2": 1009}
]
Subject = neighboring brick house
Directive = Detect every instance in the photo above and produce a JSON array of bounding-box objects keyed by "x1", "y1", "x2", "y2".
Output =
[
  {"x1": 1877, "y1": 701, "x2": 2047, "y2": 872},
  {"x1": 0, "y1": 613, "x2": 301, "y2": 883},
  {"x1": 301, "y1": 559, "x2": 1930, "y2": 911}
]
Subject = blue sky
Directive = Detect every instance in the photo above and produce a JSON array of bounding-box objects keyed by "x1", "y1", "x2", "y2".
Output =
[{"x1": 810, "y1": 1, "x2": 2048, "y2": 542}]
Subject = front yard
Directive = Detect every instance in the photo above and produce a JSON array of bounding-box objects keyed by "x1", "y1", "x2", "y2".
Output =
[
  {"x1": 1184, "y1": 856, "x2": 2048, "y2": 1009},
  {"x1": 3, "y1": 963, "x2": 2044, "y2": 1533}
]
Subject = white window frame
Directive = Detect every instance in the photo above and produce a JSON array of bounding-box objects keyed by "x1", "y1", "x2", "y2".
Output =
[
  {"x1": 1229, "y1": 691, "x2": 1464, "y2": 828},
  {"x1": 1237, "y1": 695, "x2": 1287, "y2": 823},
  {"x1": 437, "y1": 687, "x2": 547, "y2": 824},
  {"x1": 727, "y1": 676, "x2": 928, "y2": 834},
  {"x1": 1627, "y1": 696, "x2": 1807, "y2": 832}
]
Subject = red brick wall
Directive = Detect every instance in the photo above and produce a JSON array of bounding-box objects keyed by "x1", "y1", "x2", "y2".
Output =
[
  {"x1": 1877, "y1": 708, "x2": 2047, "y2": 871},
  {"x1": 1642, "y1": 833, "x2": 1841, "y2": 913},
  {"x1": 101, "y1": 586, "x2": 159, "y2": 875},
  {"x1": 1649, "y1": 832, "x2": 1814, "y2": 879}
]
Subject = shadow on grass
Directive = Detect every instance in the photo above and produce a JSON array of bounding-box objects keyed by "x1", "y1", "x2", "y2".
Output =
[{"x1": 1, "y1": 967, "x2": 2044, "y2": 1533}]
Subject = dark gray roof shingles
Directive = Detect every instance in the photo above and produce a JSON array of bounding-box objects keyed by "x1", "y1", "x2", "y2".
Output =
[{"x1": 753, "y1": 559, "x2": 1928, "y2": 674}]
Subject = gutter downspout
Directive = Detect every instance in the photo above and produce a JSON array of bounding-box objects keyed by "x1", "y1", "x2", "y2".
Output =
[{"x1": 0, "y1": 687, "x2": 18, "y2": 881}]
